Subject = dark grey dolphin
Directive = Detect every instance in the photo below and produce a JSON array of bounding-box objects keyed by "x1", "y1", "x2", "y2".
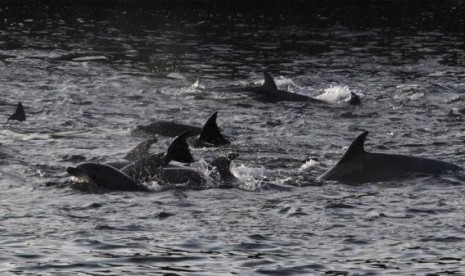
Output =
[
  {"x1": 319, "y1": 131, "x2": 461, "y2": 184},
  {"x1": 67, "y1": 132, "x2": 194, "y2": 191},
  {"x1": 67, "y1": 163, "x2": 146, "y2": 191},
  {"x1": 205, "y1": 72, "x2": 361, "y2": 105},
  {"x1": 133, "y1": 112, "x2": 229, "y2": 147},
  {"x1": 8, "y1": 102, "x2": 26, "y2": 122}
]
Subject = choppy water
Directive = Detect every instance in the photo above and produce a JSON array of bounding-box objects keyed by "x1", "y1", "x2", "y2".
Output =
[{"x1": 1, "y1": 3, "x2": 465, "y2": 275}]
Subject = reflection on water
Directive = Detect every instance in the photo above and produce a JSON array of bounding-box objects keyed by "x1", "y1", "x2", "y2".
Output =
[{"x1": 1, "y1": 2, "x2": 465, "y2": 275}]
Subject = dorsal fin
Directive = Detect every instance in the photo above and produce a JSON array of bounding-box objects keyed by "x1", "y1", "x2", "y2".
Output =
[
  {"x1": 163, "y1": 131, "x2": 194, "y2": 166},
  {"x1": 338, "y1": 131, "x2": 368, "y2": 164},
  {"x1": 123, "y1": 138, "x2": 157, "y2": 161},
  {"x1": 348, "y1": 92, "x2": 361, "y2": 105},
  {"x1": 263, "y1": 72, "x2": 278, "y2": 91},
  {"x1": 198, "y1": 112, "x2": 229, "y2": 145},
  {"x1": 8, "y1": 102, "x2": 26, "y2": 122}
]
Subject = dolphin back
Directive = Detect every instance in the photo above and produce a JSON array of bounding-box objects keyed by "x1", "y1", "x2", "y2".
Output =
[
  {"x1": 133, "y1": 121, "x2": 201, "y2": 137},
  {"x1": 319, "y1": 131, "x2": 462, "y2": 184}
]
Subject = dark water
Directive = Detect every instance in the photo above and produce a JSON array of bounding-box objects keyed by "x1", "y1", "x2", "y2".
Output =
[{"x1": 1, "y1": 2, "x2": 465, "y2": 275}]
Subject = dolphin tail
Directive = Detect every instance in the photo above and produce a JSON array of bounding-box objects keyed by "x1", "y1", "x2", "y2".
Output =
[
  {"x1": 198, "y1": 112, "x2": 229, "y2": 145},
  {"x1": 164, "y1": 131, "x2": 195, "y2": 166},
  {"x1": 263, "y1": 72, "x2": 279, "y2": 91},
  {"x1": 8, "y1": 102, "x2": 26, "y2": 122}
]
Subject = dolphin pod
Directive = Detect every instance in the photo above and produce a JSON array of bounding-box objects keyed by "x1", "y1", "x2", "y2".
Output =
[
  {"x1": 122, "y1": 132, "x2": 237, "y2": 187},
  {"x1": 67, "y1": 130, "x2": 238, "y2": 191},
  {"x1": 319, "y1": 131, "x2": 461, "y2": 184},
  {"x1": 67, "y1": 131, "x2": 193, "y2": 190},
  {"x1": 133, "y1": 111, "x2": 229, "y2": 147},
  {"x1": 204, "y1": 72, "x2": 361, "y2": 105},
  {"x1": 61, "y1": 70, "x2": 461, "y2": 190}
]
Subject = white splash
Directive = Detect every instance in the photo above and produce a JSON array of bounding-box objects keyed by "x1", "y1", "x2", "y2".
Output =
[
  {"x1": 298, "y1": 158, "x2": 320, "y2": 172},
  {"x1": 253, "y1": 75, "x2": 297, "y2": 88},
  {"x1": 316, "y1": 85, "x2": 352, "y2": 103},
  {"x1": 231, "y1": 164, "x2": 268, "y2": 190},
  {"x1": 188, "y1": 78, "x2": 205, "y2": 91},
  {"x1": 166, "y1": 72, "x2": 186, "y2": 80},
  {"x1": 72, "y1": 55, "x2": 108, "y2": 62}
]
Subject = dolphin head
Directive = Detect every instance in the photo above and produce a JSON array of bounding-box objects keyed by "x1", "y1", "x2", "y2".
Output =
[
  {"x1": 67, "y1": 163, "x2": 101, "y2": 184},
  {"x1": 67, "y1": 163, "x2": 142, "y2": 191},
  {"x1": 210, "y1": 152, "x2": 238, "y2": 181},
  {"x1": 67, "y1": 166, "x2": 88, "y2": 180}
]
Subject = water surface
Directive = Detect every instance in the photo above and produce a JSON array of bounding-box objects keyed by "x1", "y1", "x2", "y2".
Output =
[{"x1": 1, "y1": 3, "x2": 465, "y2": 275}]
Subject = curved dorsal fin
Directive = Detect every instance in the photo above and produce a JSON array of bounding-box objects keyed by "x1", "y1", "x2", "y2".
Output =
[
  {"x1": 8, "y1": 102, "x2": 26, "y2": 122},
  {"x1": 123, "y1": 138, "x2": 157, "y2": 161},
  {"x1": 338, "y1": 131, "x2": 368, "y2": 164},
  {"x1": 348, "y1": 92, "x2": 361, "y2": 105},
  {"x1": 198, "y1": 112, "x2": 229, "y2": 145},
  {"x1": 263, "y1": 72, "x2": 278, "y2": 91},
  {"x1": 164, "y1": 131, "x2": 194, "y2": 166}
]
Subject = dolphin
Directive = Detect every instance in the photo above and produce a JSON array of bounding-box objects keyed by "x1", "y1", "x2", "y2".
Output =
[
  {"x1": 8, "y1": 102, "x2": 26, "y2": 122},
  {"x1": 133, "y1": 112, "x2": 229, "y2": 147},
  {"x1": 67, "y1": 163, "x2": 146, "y2": 191},
  {"x1": 318, "y1": 131, "x2": 462, "y2": 184},
  {"x1": 67, "y1": 132, "x2": 194, "y2": 191},
  {"x1": 205, "y1": 72, "x2": 361, "y2": 105}
]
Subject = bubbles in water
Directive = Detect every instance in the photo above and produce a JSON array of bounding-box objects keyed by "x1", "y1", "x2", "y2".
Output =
[{"x1": 231, "y1": 164, "x2": 268, "y2": 190}]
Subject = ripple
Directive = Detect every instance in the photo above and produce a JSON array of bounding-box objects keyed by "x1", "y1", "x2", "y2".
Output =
[{"x1": 1, "y1": 3, "x2": 465, "y2": 275}]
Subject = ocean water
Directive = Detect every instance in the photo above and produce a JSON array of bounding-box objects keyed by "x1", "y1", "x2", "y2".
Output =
[{"x1": 1, "y1": 3, "x2": 465, "y2": 275}]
